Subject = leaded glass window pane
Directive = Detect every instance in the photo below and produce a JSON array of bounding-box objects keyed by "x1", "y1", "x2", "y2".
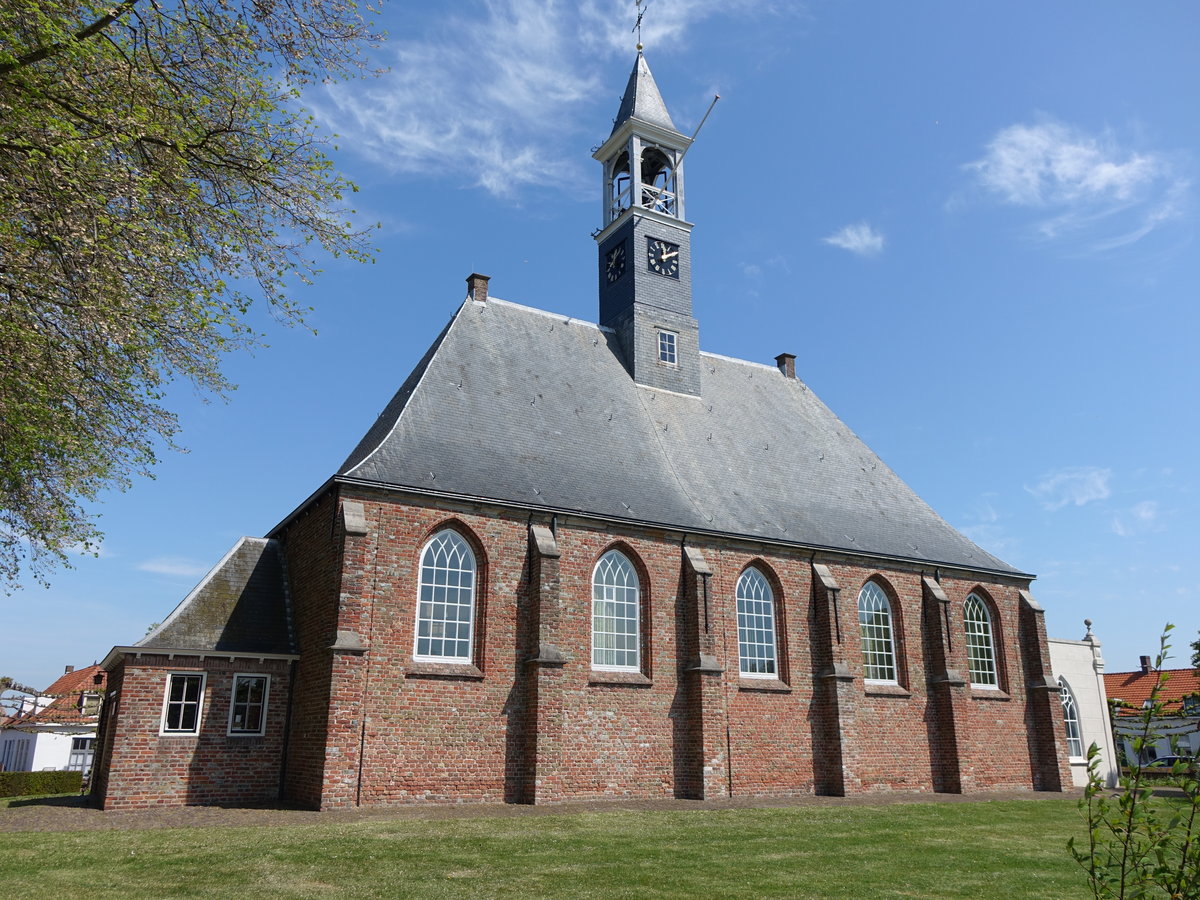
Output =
[
  {"x1": 592, "y1": 550, "x2": 640, "y2": 670},
  {"x1": 737, "y1": 568, "x2": 777, "y2": 677},
  {"x1": 415, "y1": 530, "x2": 476, "y2": 662},
  {"x1": 858, "y1": 581, "x2": 897, "y2": 683},
  {"x1": 1059, "y1": 677, "x2": 1084, "y2": 758},
  {"x1": 230, "y1": 675, "x2": 269, "y2": 735},
  {"x1": 964, "y1": 594, "x2": 998, "y2": 687},
  {"x1": 162, "y1": 673, "x2": 204, "y2": 734}
]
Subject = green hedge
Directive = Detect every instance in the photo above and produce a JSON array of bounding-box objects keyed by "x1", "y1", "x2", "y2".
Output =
[{"x1": 0, "y1": 770, "x2": 83, "y2": 797}]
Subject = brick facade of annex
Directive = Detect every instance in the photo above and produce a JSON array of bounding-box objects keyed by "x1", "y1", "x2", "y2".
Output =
[{"x1": 92, "y1": 486, "x2": 1071, "y2": 809}]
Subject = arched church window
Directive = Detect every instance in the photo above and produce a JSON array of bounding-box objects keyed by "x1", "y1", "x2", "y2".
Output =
[
  {"x1": 414, "y1": 530, "x2": 477, "y2": 662},
  {"x1": 592, "y1": 550, "x2": 640, "y2": 671},
  {"x1": 640, "y1": 146, "x2": 676, "y2": 215},
  {"x1": 964, "y1": 593, "x2": 999, "y2": 688},
  {"x1": 858, "y1": 581, "x2": 897, "y2": 683},
  {"x1": 1059, "y1": 676, "x2": 1084, "y2": 758},
  {"x1": 736, "y1": 567, "x2": 778, "y2": 677}
]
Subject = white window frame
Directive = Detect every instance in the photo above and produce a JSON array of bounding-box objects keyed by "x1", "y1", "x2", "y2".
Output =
[
  {"x1": 964, "y1": 594, "x2": 999, "y2": 689},
  {"x1": 592, "y1": 550, "x2": 641, "y2": 672},
  {"x1": 736, "y1": 567, "x2": 778, "y2": 678},
  {"x1": 66, "y1": 737, "x2": 95, "y2": 773},
  {"x1": 1059, "y1": 676, "x2": 1084, "y2": 759},
  {"x1": 159, "y1": 671, "x2": 207, "y2": 736},
  {"x1": 858, "y1": 581, "x2": 898, "y2": 684},
  {"x1": 413, "y1": 529, "x2": 477, "y2": 664},
  {"x1": 657, "y1": 330, "x2": 678, "y2": 366},
  {"x1": 227, "y1": 673, "x2": 270, "y2": 737},
  {"x1": 1, "y1": 737, "x2": 31, "y2": 772}
]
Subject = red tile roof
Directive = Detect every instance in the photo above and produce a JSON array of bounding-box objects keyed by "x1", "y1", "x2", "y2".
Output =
[
  {"x1": 5, "y1": 665, "x2": 107, "y2": 727},
  {"x1": 1104, "y1": 668, "x2": 1200, "y2": 716}
]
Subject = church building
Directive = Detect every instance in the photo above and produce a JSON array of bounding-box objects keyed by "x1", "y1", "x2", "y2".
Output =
[{"x1": 90, "y1": 53, "x2": 1071, "y2": 810}]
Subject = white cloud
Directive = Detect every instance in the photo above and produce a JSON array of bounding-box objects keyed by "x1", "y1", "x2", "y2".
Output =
[
  {"x1": 311, "y1": 0, "x2": 770, "y2": 200},
  {"x1": 822, "y1": 222, "x2": 885, "y2": 256},
  {"x1": 1112, "y1": 500, "x2": 1161, "y2": 537},
  {"x1": 958, "y1": 497, "x2": 1019, "y2": 557},
  {"x1": 137, "y1": 557, "x2": 209, "y2": 578},
  {"x1": 1026, "y1": 466, "x2": 1112, "y2": 511},
  {"x1": 965, "y1": 119, "x2": 1188, "y2": 251},
  {"x1": 577, "y1": 0, "x2": 766, "y2": 56}
]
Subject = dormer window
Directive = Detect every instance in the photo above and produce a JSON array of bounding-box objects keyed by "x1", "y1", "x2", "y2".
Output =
[{"x1": 658, "y1": 330, "x2": 677, "y2": 365}]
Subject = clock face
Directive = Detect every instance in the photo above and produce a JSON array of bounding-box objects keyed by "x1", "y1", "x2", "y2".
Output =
[
  {"x1": 605, "y1": 242, "x2": 626, "y2": 283},
  {"x1": 646, "y1": 237, "x2": 680, "y2": 278}
]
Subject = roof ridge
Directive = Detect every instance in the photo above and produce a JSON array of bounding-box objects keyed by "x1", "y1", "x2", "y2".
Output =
[
  {"x1": 699, "y1": 350, "x2": 780, "y2": 373},
  {"x1": 485, "y1": 297, "x2": 613, "y2": 332}
]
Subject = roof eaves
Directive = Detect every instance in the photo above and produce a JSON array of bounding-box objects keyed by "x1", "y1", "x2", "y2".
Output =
[
  {"x1": 331, "y1": 475, "x2": 1035, "y2": 582},
  {"x1": 102, "y1": 645, "x2": 300, "y2": 671}
]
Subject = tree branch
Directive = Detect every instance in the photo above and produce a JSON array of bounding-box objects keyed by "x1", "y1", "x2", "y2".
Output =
[{"x1": 0, "y1": 0, "x2": 141, "y2": 76}]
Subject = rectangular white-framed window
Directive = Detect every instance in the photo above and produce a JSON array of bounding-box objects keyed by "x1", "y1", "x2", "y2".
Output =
[
  {"x1": 657, "y1": 330, "x2": 678, "y2": 366},
  {"x1": 159, "y1": 672, "x2": 206, "y2": 736},
  {"x1": 79, "y1": 692, "x2": 101, "y2": 716},
  {"x1": 67, "y1": 737, "x2": 95, "y2": 773},
  {"x1": 227, "y1": 674, "x2": 270, "y2": 737},
  {"x1": 1, "y1": 737, "x2": 31, "y2": 772}
]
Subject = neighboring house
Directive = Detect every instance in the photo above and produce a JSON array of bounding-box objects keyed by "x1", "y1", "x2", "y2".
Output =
[
  {"x1": 0, "y1": 665, "x2": 106, "y2": 775},
  {"x1": 1104, "y1": 660, "x2": 1200, "y2": 764},
  {"x1": 90, "y1": 52, "x2": 1072, "y2": 811},
  {"x1": 1048, "y1": 622, "x2": 1120, "y2": 787}
]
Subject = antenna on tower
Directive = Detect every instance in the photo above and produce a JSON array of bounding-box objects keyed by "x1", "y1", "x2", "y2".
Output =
[{"x1": 633, "y1": 0, "x2": 648, "y2": 51}]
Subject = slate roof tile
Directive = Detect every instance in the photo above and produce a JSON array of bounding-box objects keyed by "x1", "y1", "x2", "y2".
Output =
[
  {"x1": 339, "y1": 298, "x2": 1022, "y2": 576},
  {"x1": 137, "y1": 537, "x2": 294, "y2": 655}
]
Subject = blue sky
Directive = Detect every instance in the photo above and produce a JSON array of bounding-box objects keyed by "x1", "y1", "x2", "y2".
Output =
[{"x1": 5, "y1": 0, "x2": 1198, "y2": 689}]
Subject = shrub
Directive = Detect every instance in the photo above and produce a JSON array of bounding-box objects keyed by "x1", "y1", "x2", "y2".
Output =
[
  {"x1": 1070, "y1": 625, "x2": 1200, "y2": 898},
  {"x1": 0, "y1": 770, "x2": 83, "y2": 798}
]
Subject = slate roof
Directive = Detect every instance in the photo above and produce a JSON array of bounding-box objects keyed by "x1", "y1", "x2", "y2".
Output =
[
  {"x1": 1105, "y1": 668, "x2": 1200, "y2": 716},
  {"x1": 611, "y1": 52, "x2": 677, "y2": 135},
  {"x1": 339, "y1": 297, "x2": 1023, "y2": 576},
  {"x1": 136, "y1": 537, "x2": 295, "y2": 655}
]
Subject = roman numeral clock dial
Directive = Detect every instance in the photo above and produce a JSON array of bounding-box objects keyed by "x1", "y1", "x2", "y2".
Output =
[{"x1": 646, "y1": 237, "x2": 680, "y2": 278}]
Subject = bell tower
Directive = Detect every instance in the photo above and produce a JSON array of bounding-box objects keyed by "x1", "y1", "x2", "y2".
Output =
[{"x1": 594, "y1": 52, "x2": 701, "y2": 396}]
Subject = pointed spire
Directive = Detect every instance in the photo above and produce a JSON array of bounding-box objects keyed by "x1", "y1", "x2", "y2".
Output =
[{"x1": 611, "y1": 52, "x2": 678, "y2": 135}]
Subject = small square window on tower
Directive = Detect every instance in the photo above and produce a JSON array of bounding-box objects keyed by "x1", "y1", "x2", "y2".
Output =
[{"x1": 658, "y1": 329, "x2": 678, "y2": 366}]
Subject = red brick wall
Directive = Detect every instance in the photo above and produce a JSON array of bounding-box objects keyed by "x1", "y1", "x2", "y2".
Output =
[
  {"x1": 270, "y1": 488, "x2": 1066, "y2": 807},
  {"x1": 94, "y1": 655, "x2": 291, "y2": 809},
  {"x1": 277, "y1": 490, "x2": 341, "y2": 808},
  {"x1": 335, "y1": 494, "x2": 523, "y2": 805},
  {"x1": 940, "y1": 577, "x2": 1038, "y2": 791}
]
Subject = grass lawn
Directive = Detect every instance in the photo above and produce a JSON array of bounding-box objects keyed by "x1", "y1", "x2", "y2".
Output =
[{"x1": 0, "y1": 797, "x2": 1090, "y2": 899}]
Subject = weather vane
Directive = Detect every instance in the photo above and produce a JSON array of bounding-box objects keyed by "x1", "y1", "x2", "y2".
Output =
[{"x1": 633, "y1": 0, "x2": 648, "y2": 51}]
